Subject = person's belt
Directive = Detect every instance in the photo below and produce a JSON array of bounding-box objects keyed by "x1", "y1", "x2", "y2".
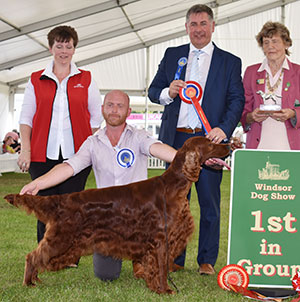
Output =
[{"x1": 176, "y1": 127, "x2": 202, "y2": 134}]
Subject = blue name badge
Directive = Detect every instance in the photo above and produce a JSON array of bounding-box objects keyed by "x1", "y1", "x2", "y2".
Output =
[
  {"x1": 117, "y1": 148, "x2": 135, "y2": 168},
  {"x1": 174, "y1": 57, "x2": 187, "y2": 80}
]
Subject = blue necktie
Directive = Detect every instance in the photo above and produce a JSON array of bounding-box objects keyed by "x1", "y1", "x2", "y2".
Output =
[{"x1": 188, "y1": 50, "x2": 201, "y2": 129}]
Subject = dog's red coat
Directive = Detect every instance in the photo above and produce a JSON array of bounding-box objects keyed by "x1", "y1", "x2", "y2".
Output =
[{"x1": 4, "y1": 136, "x2": 229, "y2": 294}]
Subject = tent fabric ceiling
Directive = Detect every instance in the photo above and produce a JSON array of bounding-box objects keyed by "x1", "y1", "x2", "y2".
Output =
[{"x1": 0, "y1": 0, "x2": 299, "y2": 95}]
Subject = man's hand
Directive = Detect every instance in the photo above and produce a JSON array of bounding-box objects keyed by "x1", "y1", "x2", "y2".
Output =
[
  {"x1": 204, "y1": 158, "x2": 231, "y2": 170},
  {"x1": 169, "y1": 80, "x2": 187, "y2": 99},
  {"x1": 206, "y1": 127, "x2": 226, "y2": 144}
]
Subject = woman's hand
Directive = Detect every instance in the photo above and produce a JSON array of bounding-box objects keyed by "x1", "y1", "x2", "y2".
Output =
[
  {"x1": 18, "y1": 124, "x2": 32, "y2": 172},
  {"x1": 17, "y1": 150, "x2": 31, "y2": 172},
  {"x1": 246, "y1": 108, "x2": 270, "y2": 124},
  {"x1": 20, "y1": 181, "x2": 39, "y2": 195},
  {"x1": 271, "y1": 109, "x2": 295, "y2": 122}
]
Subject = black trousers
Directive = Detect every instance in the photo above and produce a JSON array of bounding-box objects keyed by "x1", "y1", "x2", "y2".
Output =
[
  {"x1": 93, "y1": 253, "x2": 122, "y2": 281},
  {"x1": 169, "y1": 131, "x2": 223, "y2": 267},
  {"x1": 29, "y1": 154, "x2": 92, "y2": 243}
]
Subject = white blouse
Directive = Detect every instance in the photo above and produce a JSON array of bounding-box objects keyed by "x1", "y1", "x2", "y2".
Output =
[{"x1": 257, "y1": 57, "x2": 290, "y2": 150}]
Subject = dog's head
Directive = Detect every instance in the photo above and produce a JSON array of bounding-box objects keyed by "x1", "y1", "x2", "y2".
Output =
[{"x1": 180, "y1": 136, "x2": 230, "y2": 182}]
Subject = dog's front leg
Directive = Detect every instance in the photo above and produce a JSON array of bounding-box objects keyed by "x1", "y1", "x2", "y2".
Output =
[
  {"x1": 156, "y1": 241, "x2": 174, "y2": 294},
  {"x1": 23, "y1": 252, "x2": 40, "y2": 286},
  {"x1": 144, "y1": 240, "x2": 174, "y2": 294}
]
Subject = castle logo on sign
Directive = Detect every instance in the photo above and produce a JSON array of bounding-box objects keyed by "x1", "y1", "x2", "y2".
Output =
[{"x1": 258, "y1": 158, "x2": 289, "y2": 180}]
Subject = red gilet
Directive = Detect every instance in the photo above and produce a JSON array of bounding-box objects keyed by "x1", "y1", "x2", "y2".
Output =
[{"x1": 30, "y1": 69, "x2": 92, "y2": 162}]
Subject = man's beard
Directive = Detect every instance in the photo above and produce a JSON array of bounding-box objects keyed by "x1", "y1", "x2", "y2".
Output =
[{"x1": 104, "y1": 113, "x2": 127, "y2": 127}]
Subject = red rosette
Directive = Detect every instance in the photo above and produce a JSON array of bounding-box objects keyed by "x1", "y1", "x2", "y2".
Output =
[
  {"x1": 292, "y1": 271, "x2": 300, "y2": 292},
  {"x1": 217, "y1": 264, "x2": 249, "y2": 291},
  {"x1": 179, "y1": 81, "x2": 212, "y2": 134},
  {"x1": 179, "y1": 81, "x2": 202, "y2": 104}
]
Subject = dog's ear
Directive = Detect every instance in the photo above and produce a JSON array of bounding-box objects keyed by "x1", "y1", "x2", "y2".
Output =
[{"x1": 182, "y1": 149, "x2": 201, "y2": 182}]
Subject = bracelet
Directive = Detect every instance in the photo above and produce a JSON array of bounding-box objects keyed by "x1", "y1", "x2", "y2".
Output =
[{"x1": 22, "y1": 150, "x2": 31, "y2": 152}]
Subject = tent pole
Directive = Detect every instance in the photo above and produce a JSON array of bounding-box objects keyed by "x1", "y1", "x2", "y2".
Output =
[
  {"x1": 9, "y1": 85, "x2": 16, "y2": 125},
  {"x1": 144, "y1": 46, "x2": 150, "y2": 133},
  {"x1": 281, "y1": 2, "x2": 286, "y2": 24}
]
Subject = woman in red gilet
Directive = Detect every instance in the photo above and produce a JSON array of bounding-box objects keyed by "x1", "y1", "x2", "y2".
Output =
[{"x1": 18, "y1": 26, "x2": 103, "y2": 249}]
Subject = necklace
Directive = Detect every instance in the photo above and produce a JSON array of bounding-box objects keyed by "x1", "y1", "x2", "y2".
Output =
[{"x1": 266, "y1": 69, "x2": 283, "y2": 94}]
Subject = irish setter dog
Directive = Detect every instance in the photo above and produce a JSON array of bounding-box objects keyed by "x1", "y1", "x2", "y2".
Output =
[{"x1": 4, "y1": 136, "x2": 229, "y2": 294}]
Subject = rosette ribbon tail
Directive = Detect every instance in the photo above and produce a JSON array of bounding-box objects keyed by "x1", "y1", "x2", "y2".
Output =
[{"x1": 291, "y1": 272, "x2": 300, "y2": 302}]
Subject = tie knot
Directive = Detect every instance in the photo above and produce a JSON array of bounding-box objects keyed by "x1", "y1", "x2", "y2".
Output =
[{"x1": 192, "y1": 49, "x2": 201, "y2": 59}]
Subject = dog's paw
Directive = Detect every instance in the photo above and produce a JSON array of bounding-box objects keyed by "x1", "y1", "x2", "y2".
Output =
[
  {"x1": 166, "y1": 288, "x2": 175, "y2": 294},
  {"x1": 23, "y1": 281, "x2": 36, "y2": 287}
]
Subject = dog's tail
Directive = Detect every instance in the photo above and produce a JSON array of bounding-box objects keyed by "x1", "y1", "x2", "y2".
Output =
[
  {"x1": 4, "y1": 194, "x2": 34, "y2": 212},
  {"x1": 4, "y1": 194, "x2": 16, "y2": 205},
  {"x1": 4, "y1": 194, "x2": 58, "y2": 222}
]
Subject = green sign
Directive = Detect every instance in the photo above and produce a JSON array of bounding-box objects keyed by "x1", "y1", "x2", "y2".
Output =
[{"x1": 228, "y1": 149, "x2": 300, "y2": 288}]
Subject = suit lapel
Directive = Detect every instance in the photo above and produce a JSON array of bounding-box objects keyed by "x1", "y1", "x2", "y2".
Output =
[
  {"x1": 255, "y1": 69, "x2": 266, "y2": 105},
  {"x1": 203, "y1": 44, "x2": 220, "y2": 95},
  {"x1": 179, "y1": 44, "x2": 189, "y2": 81},
  {"x1": 282, "y1": 60, "x2": 295, "y2": 108}
]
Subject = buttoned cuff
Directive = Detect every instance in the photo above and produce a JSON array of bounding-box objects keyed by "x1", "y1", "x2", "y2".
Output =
[{"x1": 159, "y1": 88, "x2": 174, "y2": 105}]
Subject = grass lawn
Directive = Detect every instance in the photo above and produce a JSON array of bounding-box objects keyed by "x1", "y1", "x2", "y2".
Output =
[{"x1": 0, "y1": 170, "x2": 293, "y2": 301}]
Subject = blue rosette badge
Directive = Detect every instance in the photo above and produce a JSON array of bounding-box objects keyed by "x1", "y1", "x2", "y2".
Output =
[
  {"x1": 174, "y1": 57, "x2": 187, "y2": 80},
  {"x1": 117, "y1": 148, "x2": 135, "y2": 168}
]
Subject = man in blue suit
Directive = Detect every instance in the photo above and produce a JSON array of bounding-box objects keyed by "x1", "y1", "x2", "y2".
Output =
[{"x1": 148, "y1": 4, "x2": 245, "y2": 275}]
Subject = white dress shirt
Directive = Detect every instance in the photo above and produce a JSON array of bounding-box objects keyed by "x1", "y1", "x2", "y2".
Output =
[
  {"x1": 66, "y1": 124, "x2": 160, "y2": 188},
  {"x1": 159, "y1": 42, "x2": 214, "y2": 128}
]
